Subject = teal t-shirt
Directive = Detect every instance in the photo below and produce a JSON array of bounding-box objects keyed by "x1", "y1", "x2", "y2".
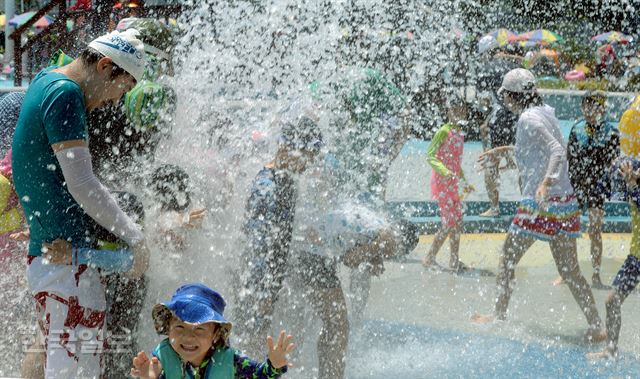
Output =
[{"x1": 12, "y1": 68, "x2": 92, "y2": 256}]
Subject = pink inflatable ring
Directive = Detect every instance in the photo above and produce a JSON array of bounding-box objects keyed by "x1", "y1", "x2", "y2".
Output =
[{"x1": 564, "y1": 70, "x2": 586, "y2": 81}]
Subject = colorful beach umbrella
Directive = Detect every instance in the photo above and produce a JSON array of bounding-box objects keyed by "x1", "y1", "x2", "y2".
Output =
[
  {"x1": 9, "y1": 12, "x2": 53, "y2": 29},
  {"x1": 485, "y1": 28, "x2": 517, "y2": 46},
  {"x1": 34, "y1": 15, "x2": 54, "y2": 29},
  {"x1": 592, "y1": 31, "x2": 633, "y2": 44},
  {"x1": 516, "y1": 40, "x2": 550, "y2": 48},
  {"x1": 514, "y1": 29, "x2": 563, "y2": 45}
]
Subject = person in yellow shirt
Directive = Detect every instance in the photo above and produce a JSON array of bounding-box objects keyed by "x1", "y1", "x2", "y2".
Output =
[{"x1": 618, "y1": 95, "x2": 640, "y2": 157}]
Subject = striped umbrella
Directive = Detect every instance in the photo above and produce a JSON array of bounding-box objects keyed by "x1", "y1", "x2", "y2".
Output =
[
  {"x1": 34, "y1": 15, "x2": 54, "y2": 29},
  {"x1": 592, "y1": 31, "x2": 633, "y2": 44},
  {"x1": 516, "y1": 40, "x2": 550, "y2": 48},
  {"x1": 514, "y1": 29, "x2": 563, "y2": 45},
  {"x1": 485, "y1": 28, "x2": 517, "y2": 46},
  {"x1": 9, "y1": 11, "x2": 53, "y2": 28}
]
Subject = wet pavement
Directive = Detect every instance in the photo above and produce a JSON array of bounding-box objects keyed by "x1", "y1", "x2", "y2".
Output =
[{"x1": 340, "y1": 233, "x2": 640, "y2": 378}]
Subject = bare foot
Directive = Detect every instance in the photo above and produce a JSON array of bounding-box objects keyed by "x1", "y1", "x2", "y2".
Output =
[
  {"x1": 451, "y1": 261, "x2": 473, "y2": 274},
  {"x1": 471, "y1": 313, "x2": 495, "y2": 324},
  {"x1": 552, "y1": 276, "x2": 564, "y2": 286},
  {"x1": 421, "y1": 255, "x2": 435, "y2": 268},
  {"x1": 586, "y1": 350, "x2": 614, "y2": 361},
  {"x1": 585, "y1": 328, "x2": 607, "y2": 344},
  {"x1": 591, "y1": 275, "x2": 610, "y2": 290}
]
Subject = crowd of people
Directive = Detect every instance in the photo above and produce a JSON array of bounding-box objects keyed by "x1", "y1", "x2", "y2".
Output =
[{"x1": 0, "y1": 12, "x2": 640, "y2": 379}]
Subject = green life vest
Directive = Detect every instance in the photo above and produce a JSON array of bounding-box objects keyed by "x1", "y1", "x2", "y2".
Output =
[
  {"x1": 124, "y1": 80, "x2": 176, "y2": 132},
  {"x1": 153, "y1": 338, "x2": 235, "y2": 379}
]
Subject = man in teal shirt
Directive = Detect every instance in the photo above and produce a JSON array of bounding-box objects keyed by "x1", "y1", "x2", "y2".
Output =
[{"x1": 12, "y1": 29, "x2": 150, "y2": 379}]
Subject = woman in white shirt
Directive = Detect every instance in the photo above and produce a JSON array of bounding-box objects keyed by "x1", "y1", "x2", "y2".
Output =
[{"x1": 471, "y1": 69, "x2": 604, "y2": 341}]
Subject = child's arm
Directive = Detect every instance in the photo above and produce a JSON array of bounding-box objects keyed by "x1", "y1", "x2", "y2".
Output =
[
  {"x1": 235, "y1": 331, "x2": 294, "y2": 379},
  {"x1": 43, "y1": 239, "x2": 133, "y2": 273},
  {"x1": 426, "y1": 125, "x2": 453, "y2": 177}
]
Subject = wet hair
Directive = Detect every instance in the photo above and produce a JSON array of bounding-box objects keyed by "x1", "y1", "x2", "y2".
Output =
[
  {"x1": 582, "y1": 90, "x2": 606, "y2": 107},
  {"x1": 78, "y1": 48, "x2": 129, "y2": 79},
  {"x1": 445, "y1": 95, "x2": 468, "y2": 111},
  {"x1": 279, "y1": 116, "x2": 323, "y2": 153},
  {"x1": 150, "y1": 164, "x2": 192, "y2": 212},
  {"x1": 502, "y1": 90, "x2": 543, "y2": 110},
  {"x1": 93, "y1": 191, "x2": 145, "y2": 243}
]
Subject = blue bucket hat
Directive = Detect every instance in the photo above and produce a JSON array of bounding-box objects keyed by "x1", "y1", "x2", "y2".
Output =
[{"x1": 152, "y1": 284, "x2": 232, "y2": 344}]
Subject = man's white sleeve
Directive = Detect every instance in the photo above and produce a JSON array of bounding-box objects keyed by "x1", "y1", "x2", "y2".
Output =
[{"x1": 55, "y1": 146, "x2": 144, "y2": 246}]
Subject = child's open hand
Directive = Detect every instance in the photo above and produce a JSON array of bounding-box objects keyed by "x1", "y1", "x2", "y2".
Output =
[
  {"x1": 42, "y1": 239, "x2": 73, "y2": 265},
  {"x1": 183, "y1": 208, "x2": 207, "y2": 229},
  {"x1": 463, "y1": 184, "x2": 475, "y2": 194},
  {"x1": 619, "y1": 160, "x2": 640, "y2": 187},
  {"x1": 131, "y1": 351, "x2": 162, "y2": 379},
  {"x1": 266, "y1": 330, "x2": 295, "y2": 369}
]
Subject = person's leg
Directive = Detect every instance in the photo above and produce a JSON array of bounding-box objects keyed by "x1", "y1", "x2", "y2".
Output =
[
  {"x1": 28, "y1": 261, "x2": 106, "y2": 379},
  {"x1": 34, "y1": 294, "x2": 105, "y2": 379},
  {"x1": 587, "y1": 254, "x2": 640, "y2": 359},
  {"x1": 295, "y1": 253, "x2": 348, "y2": 379},
  {"x1": 473, "y1": 232, "x2": 534, "y2": 323},
  {"x1": 348, "y1": 263, "x2": 371, "y2": 330},
  {"x1": 20, "y1": 340, "x2": 45, "y2": 379},
  {"x1": 448, "y1": 224, "x2": 462, "y2": 270},
  {"x1": 308, "y1": 286, "x2": 349, "y2": 379},
  {"x1": 588, "y1": 207, "x2": 605, "y2": 287},
  {"x1": 481, "y1": 164, "x2": 500, "y2": 216},
  {"x1": 422, "y1": 226, "x2": 450, "y2": 267},
  {"x1": 549, "y1": 235, "x2": 602, "y2": 334},
  {"x1": 234, "y1": 251, "x2": 287, "y2": 358},
  {"x1": 603, "y1": 290, "x2": 626, "y2": 355},
  {"x1": 494, "y1": 233, "x2": 534, "y2": 319},
  {"x1": 103, "y1": 274, "x2": 148, "y2": 378}
]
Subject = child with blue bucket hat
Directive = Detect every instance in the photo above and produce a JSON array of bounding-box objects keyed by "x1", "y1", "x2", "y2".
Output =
[{"x1": 131, "y1": 283, "x2": 294, "y2": 379}]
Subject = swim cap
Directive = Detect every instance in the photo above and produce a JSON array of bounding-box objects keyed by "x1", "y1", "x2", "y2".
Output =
[{"x1": 88, "y1": 29, "x2": 146, "y2": 82}]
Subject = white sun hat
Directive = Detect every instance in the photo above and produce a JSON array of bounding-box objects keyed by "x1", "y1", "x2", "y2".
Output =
[
  {"x1": 498, "y1": 68, "x2": 537, "y2": 95},
  {"x1": 88, "y1": 29, "x2": 146, "y2": 82}
]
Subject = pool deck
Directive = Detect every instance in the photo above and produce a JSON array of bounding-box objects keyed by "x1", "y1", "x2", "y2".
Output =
[{"x1": 282, "y1": 233, "x2": 640, "y2": 378}]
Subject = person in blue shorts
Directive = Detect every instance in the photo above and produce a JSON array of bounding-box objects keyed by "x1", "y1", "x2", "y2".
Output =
[
  {"x1": 565, "y1": 91, "x2": 619, "y2": 288},
  {"x1": 12, "y1": 29, "x2": 151, "y2": 378},
  {"x1": 234, "y1": 115, "x2": 322, "y2": 358},
  {"x1": 587, "y1": 158, "x2": 640, "y2": 359}
]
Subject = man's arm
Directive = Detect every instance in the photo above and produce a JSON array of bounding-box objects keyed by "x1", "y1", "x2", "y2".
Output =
[{"x1": 52, "y1": 140, "x2": 144, "y2": 247}]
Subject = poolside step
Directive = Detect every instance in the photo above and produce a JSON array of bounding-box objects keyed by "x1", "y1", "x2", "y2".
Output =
[
  {"x1": 409, "y1": 215, "x2": 631, "y2": 234},
  {"x1": 388, "y1": 201, "x2": 631, "y2": 218}
]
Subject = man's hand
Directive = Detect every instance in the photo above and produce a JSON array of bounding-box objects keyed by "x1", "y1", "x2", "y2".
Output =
[
  {"x1": 131, "y1": 351, "x2": 162, "y2": 379},
  {"x1": 42, "y1": 239, "x2": 73, "y2": 265},
  {"x1": 266, "y1": 330, "x2": 295, "y2": 369},
  {"x1": 10, "y1": 230, "x2": 30, "y2": 241},
  {"x1": 127, "y1": 241, "x2": 150, "y2": 278}
]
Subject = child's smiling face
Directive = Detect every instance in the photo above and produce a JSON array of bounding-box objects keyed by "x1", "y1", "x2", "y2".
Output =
[{"x1": 168, "y1": 316, "x2": 220, "y2": 366}]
